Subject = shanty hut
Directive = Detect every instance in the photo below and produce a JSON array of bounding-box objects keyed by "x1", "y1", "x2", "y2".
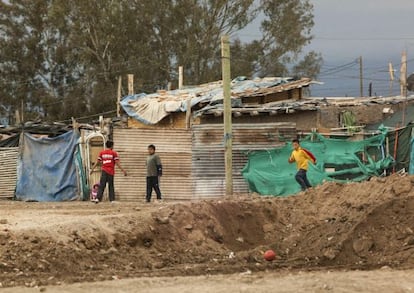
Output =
[{"x1": 114, "y1": 77, "x2": 312, "y2": 200}]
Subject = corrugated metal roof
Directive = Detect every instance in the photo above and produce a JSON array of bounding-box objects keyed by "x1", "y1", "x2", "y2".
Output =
[
  {"x1": 238, "y1": 78, "x2": 313, "y2": 98},
  {"x1": 120, "y1": 77, "x2": 314, "y2": 125},
  {"x1": 0, "y1": 147, "x2": 18, "y2": 198}
]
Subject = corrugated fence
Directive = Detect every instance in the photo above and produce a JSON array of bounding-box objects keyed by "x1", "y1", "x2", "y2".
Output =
[
  {"x1": 113, "y1": 128, "x2": 193, "y2": 201},
  {"x1": 192, "y1": 123, "x2": 296, "y2": 198},
  {"x1": 114, "y1": 123, "x2": 296, "y2": 200},
  {"x1": 1, "y1": 123, "x2": 296, "y2": 200},
  {"x1": 0, "y1": 147, "x2": 18, "y2": 198}
]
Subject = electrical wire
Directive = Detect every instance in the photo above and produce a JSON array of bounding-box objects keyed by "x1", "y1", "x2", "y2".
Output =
[{"x1": 56, "y1": 110, "x2": 117, "y2": 123}]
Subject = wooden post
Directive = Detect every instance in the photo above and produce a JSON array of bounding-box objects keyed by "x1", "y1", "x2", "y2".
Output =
[
  {"x1": 127, "y1": 74, "x2": 134, "y2": 95},
  {"x1": 221, "y1": 35, "x2": 233, "y2": 196},
  {"x1": 401, "y1": 51, "x2": 407, "y2": 124},
  {"x1": 359, "y1": 56, "x2": 363, "y2": 97},
  {"x1": 400, "y1": 51, "x2": 407, "y2": 97},
  {"x1": 71, "y1": 117, "x2": 79, "y2": 132},
  {"x1": 21, "y1": 100, "x2": 24, "y2": 123},
  {"x1": 185, "y1": 98, "x2": 192, "y2": 129},
  {"x1": 15, "y1": 109, "x2": 21, "y2": 125},
  {"x1": 389, "y1": 62, "x2": 394, "y2": 96},
  {"x1": 179, "y1": 66, "x2": 183, "y2": 89},
  {"x1": 117, "y1": 75, "x2": 122, "y2": 117}
]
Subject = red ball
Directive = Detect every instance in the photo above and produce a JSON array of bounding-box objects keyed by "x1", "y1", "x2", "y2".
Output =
[{"x1": 263, "y1": 249, "x2": 276, "y2": 261}]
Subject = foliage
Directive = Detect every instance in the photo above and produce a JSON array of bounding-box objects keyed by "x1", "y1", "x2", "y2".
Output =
[{"x1": 0, "y1": 0, "x2": 321, "y2": 123}]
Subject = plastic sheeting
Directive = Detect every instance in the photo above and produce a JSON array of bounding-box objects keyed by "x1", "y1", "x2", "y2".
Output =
[
  {"x1": 242, "y1": 132, "x2": 395, "y2": 196},
  {"x1": 120, "y1": 77, "x2": 295, "y2": 125},
  {"x1": 386, "y1": 125, "x2": 413, "y2": 172},
  {"x1": 15, "y1": 131, "x2": 80, "y2": 201}
]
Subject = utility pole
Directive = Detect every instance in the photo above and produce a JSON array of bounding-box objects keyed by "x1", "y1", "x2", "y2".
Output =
[
  {"x1": 359, "y1": 56, "x2": 363, "y2": 97},
  {"x1": 117, "y1": 76, "x2": 122, "y2": 117},
  {"x1": 221, "y1": 35, "x2": 233, "y2": 196}
]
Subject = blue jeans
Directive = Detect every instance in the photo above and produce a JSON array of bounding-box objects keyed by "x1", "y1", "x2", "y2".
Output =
[{"x1": 295, "y1": 169, "x2": 312, "y2": 191}]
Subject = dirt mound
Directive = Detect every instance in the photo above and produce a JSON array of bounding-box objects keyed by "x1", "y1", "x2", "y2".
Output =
[{"x1": 1, "y1": 174, "x2": 414, "y2": 288}]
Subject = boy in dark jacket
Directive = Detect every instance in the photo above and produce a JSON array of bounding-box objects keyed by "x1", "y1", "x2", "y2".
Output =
[{"x1": 146, "y1": 144, "x2": 162, "y2": 202}]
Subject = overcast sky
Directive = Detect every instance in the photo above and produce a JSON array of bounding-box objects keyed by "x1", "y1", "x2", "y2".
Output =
[
  {"x1": 309, "y1": 0, "x2": 414, "y2": 62},
  {"x1": 307, "y1": 0, "x2": 414, "y2": 96},
  {"x1": 238, "y1": 0, "x2": 414, "y2": 96}
]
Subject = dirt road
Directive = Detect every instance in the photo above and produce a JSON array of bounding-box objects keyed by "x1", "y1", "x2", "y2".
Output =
[
  {"x1": 1, "y1": 174, "x2": 414, "y2": 291},
  {"x1": 2, "y1": 268, "x2": 414, "y2": 293}
]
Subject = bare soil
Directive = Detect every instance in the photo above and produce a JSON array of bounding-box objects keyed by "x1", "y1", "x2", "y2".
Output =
[
  {"x1": 1, "y1": 174, "x2": 414, "y2": 291},
  {"x1": 3, "y1": 268, "x2": 414, "y2": 293}
]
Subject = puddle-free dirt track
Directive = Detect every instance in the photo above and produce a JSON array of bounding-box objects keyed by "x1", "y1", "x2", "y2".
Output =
[{"x1": 1, "y1": 174, "x2": 414, "y2": 291}]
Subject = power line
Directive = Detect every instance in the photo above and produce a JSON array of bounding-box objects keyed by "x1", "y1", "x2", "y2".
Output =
[
  {"x1": 57, "y1": 110, "x2": 117, "y2": 123},
  {"x1": 234, "y1": 32, "x2": 414, "y2": 41},
  {"x1": 318, "y1": 59, "x2": 358, "y2": 76}
]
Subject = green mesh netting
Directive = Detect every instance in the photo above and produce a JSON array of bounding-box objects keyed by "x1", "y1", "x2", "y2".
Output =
[{"x1": 242, "y1": 132, "x2": 395, "y2": 196}]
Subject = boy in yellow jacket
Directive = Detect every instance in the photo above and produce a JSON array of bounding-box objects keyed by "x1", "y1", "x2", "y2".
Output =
[{"x1": 288, "y1": 139, "x2": 314, "y2": 191}]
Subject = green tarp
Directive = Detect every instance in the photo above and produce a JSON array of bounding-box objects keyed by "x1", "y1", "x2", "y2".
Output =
[
  {"x1": 242, "y1": 131, "x2": 396, "y2": 196},
  {"x1": 387, "y1": 125, "x2": 413, "y2": 173}
]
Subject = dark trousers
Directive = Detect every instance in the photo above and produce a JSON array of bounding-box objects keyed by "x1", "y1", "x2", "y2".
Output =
[
  {"x1": 295, "y1": 169, "x2": 312, "y2": 191},
  {"x1": 146, "y1": 176, "x2": 162, "y2": 202},
  {"x1": 97, "y1": 171, "x2": 115, "y2": 202}
]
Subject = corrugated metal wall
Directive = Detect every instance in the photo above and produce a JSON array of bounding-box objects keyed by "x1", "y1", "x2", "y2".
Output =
[
  {"x1": 113, "y1": 128, "x2": 192, "y2": 201},
  {"x1": 0, "y1": 147, "x2": 18, "y2": 198},
  {"x1": 114, "y1": 123, "x2": 296, "y2": 201},
  {"x1": 192, "y1": 123, "x2": 297, "y2": 198}
]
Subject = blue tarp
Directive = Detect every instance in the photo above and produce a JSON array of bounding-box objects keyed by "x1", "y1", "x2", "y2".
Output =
[{"x1": 15, "y1": 131, "x2": 80, "y2": 201}]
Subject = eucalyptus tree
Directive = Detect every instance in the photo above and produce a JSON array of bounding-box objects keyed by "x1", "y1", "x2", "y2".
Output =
[{"x1": 0, "y1": 0, "x2": 321, "y2": 122}]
